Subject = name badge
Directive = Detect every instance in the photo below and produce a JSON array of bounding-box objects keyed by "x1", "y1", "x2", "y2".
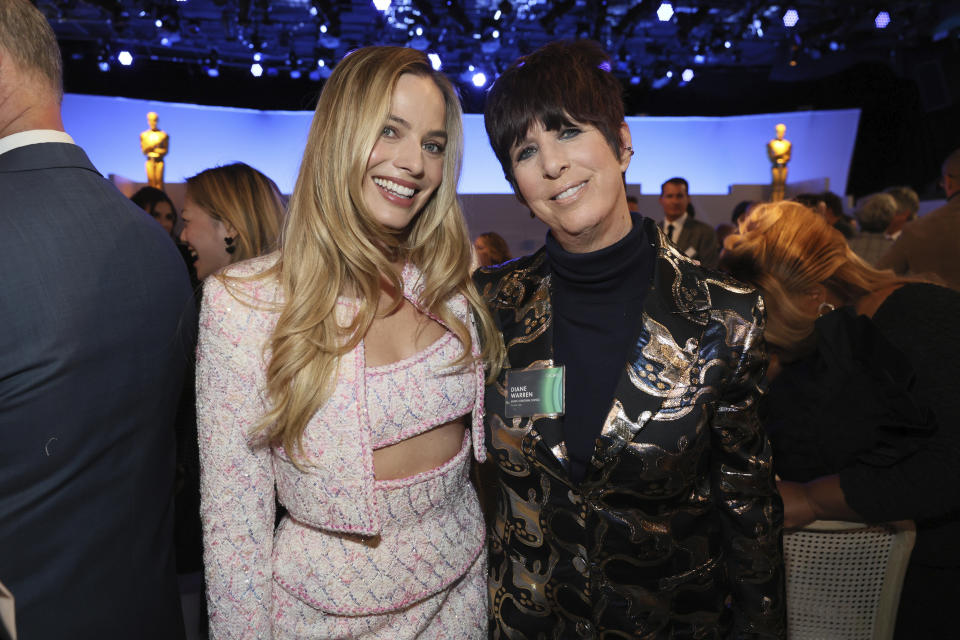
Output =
[{"x1": 505, "y1": 366, "x2": 565, "y2": 418}]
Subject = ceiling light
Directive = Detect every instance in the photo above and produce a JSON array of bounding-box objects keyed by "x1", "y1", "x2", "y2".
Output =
[
  {"x1": 98, "y1": 61, "x2": 110, "y2": 72},
  {"x1": 155, "y1": 19, "x2": 163, "y2": 28},
  {"x1": 681, "y1": 68, "x2": 694, "y2": 82},
  {"x1": 472, "y1": 71, "x2": 487, "y2": 87},
  {"x1": 250, "y1": 63, "x2": 263, "y2": 77},
  {"x1": 875, "y1": 11, "x2": 891, "y2": 29},
  {"x1": 656, "y1": 3, "x2": 674, "y2": 22},
  {"x1": 782, "y1": 9, "x2": 799, "y2": 28},
  {"x1": 427, "y1": 52, "x2": 441, "y2": 70},
  {"x1": 205, "y1": 66, "x2": 219, "y2": 77},
  {"x1": 117, "y1": 50, "x2": 133, "y2": 66},
  {"x1": 372, "y1": 0, "x2": 391, "y2": 12},
  {"x1": 253, "y1": 52, "x2": 262, "y2": 62}
]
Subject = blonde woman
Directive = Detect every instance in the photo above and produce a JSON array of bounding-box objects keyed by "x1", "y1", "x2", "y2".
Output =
[
  {"x1": 722, "y1": 201, "x2": 960, "y2": 638},
  {"x1": 180, "y1": 162, "x2": 284, "y2": 281},
  {"x1": 196, "y1": 47, "x2": 502, "y2": 639}
]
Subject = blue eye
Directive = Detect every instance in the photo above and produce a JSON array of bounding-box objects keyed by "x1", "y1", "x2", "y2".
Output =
[
  {"x1": 423, "y1": 141, "x2": 445, "y2": 154},
  {"x1": 559, "y1": 127, "x2": 582, "y2": 140},
  {"x1": 515, "y1": 145, "x2": 536, "y2": 163},
  {"x1": 381, "y1": 126, "x2": 396, "y2": 137}
]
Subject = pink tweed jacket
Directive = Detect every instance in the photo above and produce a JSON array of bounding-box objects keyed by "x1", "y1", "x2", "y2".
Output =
[{"x1": 196, "y1": 254, "x2": 487, "y2": 638}]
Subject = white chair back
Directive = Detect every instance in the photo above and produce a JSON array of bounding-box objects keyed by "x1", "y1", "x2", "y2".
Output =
[{"x1": 783, "y1": 519, "x2": 915, "y2": 640}]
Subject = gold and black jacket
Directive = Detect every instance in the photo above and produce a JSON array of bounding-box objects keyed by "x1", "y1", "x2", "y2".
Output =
[{"x1": 474, "y1": 220, "x2": 786, "y2": 639}]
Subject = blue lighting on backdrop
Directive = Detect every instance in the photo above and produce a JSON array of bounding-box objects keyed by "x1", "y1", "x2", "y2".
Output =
[{"x1": 61, "y1": 94, "x2": 859, "y2": 197}]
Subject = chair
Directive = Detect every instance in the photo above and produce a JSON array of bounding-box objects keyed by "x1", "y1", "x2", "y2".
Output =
[{"x1": 783, "y1": 519, "x2": 915, "y2": 640}]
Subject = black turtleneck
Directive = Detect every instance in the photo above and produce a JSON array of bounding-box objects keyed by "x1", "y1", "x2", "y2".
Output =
[{"x1": 545, "y1": 213, "x2": 656, "y2": 482}]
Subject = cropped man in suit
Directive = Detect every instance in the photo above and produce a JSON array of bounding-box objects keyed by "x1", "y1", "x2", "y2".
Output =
[
  {"x1": 878, "y1": 148, "x2": 960, "y2": 290},
  {"x1": 658, "y1": 176, "x2": 720, "y2": 268},
  {"x1": 0, "y1": 2, "x2": 193, "y2": 638}
]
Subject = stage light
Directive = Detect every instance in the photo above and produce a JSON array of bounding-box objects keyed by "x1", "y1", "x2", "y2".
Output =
[
  {"x1": 681, "y1": 68, "x2": 694, "y2": 82},
  {"x1": 415, "y1": 26, "x2": 423, "y2": 36},
  {"x1": 494, "y1": 10, "x2": 501, "y2": 20},
  {"x1": 427, "y1": 52, "x2": 442, "y2": 70},
  {"x1": 630, "y1": 75, "x2": 641, "y2": 85},
  {"x1": 253, "y1": 52, "x2": 262, "y2": 62},
  {"x1": 829, "y1": 41, "x2": 840, "y2": 51},
  {"x1": 373, "y1": 0, "x2": 391, "y2": 12},
  {"x1": 694, "y1": 54, "x2": 705, "y2": 64},
  {"x1": 492, "y1": 29, "x2": 499, "y2": 38},
  {"x1": 160, "y1": 37, "x2": 170, "y2": 46},
  {"x1": 250, "y1": 63, "x2": 263, "y2": 77},
  {"x1": 665, "y1": 70, "x2": 673, "y2": 78},
  {"x1": 317, "y1": 59, "x2": 325, "y2": 67},
  {"x1": 320, "y1": 24, "x2": 328, "y2": 33},
  {"x1": 472, "y1": 72, "x2": 487, "y2": 87},
  {"x1": 656, "y1": 2, "x2": 674, "y2": 22},
  {"x1": 783, "y1": 9, "x2": 799, "y2": 28},
  {"x1": 309, "y1": 6, "x2": 318, "y2": 16},
  {"x1": 724, "y1": 40, "x2": 732, "y2": 49},
  {"x1": 290, "y1": 70, "x2": 302, "y2": 79},
  {"x1": 98, "y1": 61, "x2": 110, "y2": 72},
  {"x1": 205, "y1": 67, "x2": 219, "y2": 77},
  {"x1": 117, "y1": 50, "x2": 133, "y2": 66},
  {"x1": 155, "y1": 19, "x2": 163, "y2": 28},
  {"x1": 875, "y1": 11, "x2": 891, "y2": 29}
]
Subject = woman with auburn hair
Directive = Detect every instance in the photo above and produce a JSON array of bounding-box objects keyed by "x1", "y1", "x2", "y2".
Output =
[
  {"x1": 722, "y1": 200, "x2": 960, "y2": 637},
  {"x1": 473, "y1": 231, "x2": 512, "y2": 267},
  {"x1": 180, "y1": 162, "x2": 284, "y2": 281},
  {"x1": 196, "y1": 46, "x2": 502, "y2": 639}
]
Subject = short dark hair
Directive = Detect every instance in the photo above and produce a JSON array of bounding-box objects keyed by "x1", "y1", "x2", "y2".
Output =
[
  {"x1": 818, "y1": 191, "x2": 844, "y2": 218},
  {"x1": 660, "y1": 177, "x2": 689, "y2": 196},
  {"x1": 484, "y1": 40, "x2": 625, "y2": 188}
]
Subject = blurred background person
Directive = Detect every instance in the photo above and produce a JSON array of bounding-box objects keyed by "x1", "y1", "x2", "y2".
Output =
[
  {"x1": 883, "y1": 185, "x2": 919, "y2": 241},
  {"x1": 878, "y1": 148, "x2": 960, "y2": 290},
  {"x1": 179, "y1": 162, "x2": 284, "y2": 282},
  {"x1": 722, "y1": 201, "x2": 960, "y2": 638},
  {"x1": 473, "y1": 231, "x2": 511, "y2": 267},
  {"x1": 848, "y1": 192, "x2": 898, "y2": 266},
  {"x1": 657, "y1": 176, "x2": 720, "y2": 268},
  {"x1": 131, "y1": 185, "x2": 198, "y2": 286}
]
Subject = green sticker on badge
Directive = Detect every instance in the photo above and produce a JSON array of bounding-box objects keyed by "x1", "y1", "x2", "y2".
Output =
[{"x1": 504, "y1": 366, "x2": 565, "y2": 418}]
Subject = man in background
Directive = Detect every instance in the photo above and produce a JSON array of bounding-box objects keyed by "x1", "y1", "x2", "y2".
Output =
[
  {"x1": 0, "y1": 2, "x2": 193, "y2": 637},
  {"x1": 879, "y1": 149, "x2": 960, "y2": 290},
  {"x1": 658, "y1": 177, "x2": 720, "y2": 268},
  {"x1": 883, "y1": 185, "x2": 919, "y2": 241}
]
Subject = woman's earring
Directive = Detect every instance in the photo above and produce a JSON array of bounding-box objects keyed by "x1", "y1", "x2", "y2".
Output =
[
  {"x1": 817, "y1": 302, "x2": 835, "y2": 317},
  {"x1": 624, "y1": 146, "x2": 635, "y2": 156},
  {"x1": 224, "y1": 236, "x2": 236, "y2": 255}
]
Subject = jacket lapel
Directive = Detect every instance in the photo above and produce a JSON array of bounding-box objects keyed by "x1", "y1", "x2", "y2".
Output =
[{"x1": 591, "y1": 220, "x2": 711, "y2": 468}]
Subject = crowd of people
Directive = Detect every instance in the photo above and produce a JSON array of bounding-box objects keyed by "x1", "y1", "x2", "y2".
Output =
[{"x1": 3, "y1": 0, "x2": 959, "y2": 638}]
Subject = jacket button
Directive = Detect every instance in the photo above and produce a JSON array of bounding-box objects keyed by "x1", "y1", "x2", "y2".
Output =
[{"x1": 575, "y1": 620, "x2": 592, "y2": 637}]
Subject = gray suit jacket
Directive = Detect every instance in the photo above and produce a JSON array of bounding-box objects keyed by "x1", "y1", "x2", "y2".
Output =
[
  {"x1": 660, "y1": 216, "x2": 720, "y2": 269},
  {"x1": 878, "y1": 195, "x2": 960, "y2": 290},
  {"x1": 0, "y1": 141, "x2": 193, "y2": 639}
]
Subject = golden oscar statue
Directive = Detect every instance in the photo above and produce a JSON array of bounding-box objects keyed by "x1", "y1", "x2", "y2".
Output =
[
  {"x1": 767, "y1": 122, "x2": 791, "y2": 201},
  {"x1": 140, "y1": 111, "x2": 169, "y2": 189}
]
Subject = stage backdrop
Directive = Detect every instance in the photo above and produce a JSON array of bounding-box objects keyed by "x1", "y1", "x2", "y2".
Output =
[{"x1": 63, "y1": 93, "x2": 859, "y2": 198}]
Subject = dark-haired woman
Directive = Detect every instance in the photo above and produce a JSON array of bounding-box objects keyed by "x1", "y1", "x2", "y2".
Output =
[{"x1": 475, "y1": 40, "x2": 785, "y2": 638}]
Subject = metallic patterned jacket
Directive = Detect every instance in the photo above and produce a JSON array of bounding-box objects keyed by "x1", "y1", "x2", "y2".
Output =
[{"x1": 474, "y1": 220, "x2": 786, "y2": 639}]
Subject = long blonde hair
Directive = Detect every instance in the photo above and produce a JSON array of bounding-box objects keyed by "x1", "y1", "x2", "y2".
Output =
[
  {"x1": 254, "y1": 46, "x2": 503, "y2": 461},
  {"x1": 721, "y1": 201, "x2": 910, "y2": 352},
  {"x1": 186, "y1": 162, "x2": 284, "y2": 263}
]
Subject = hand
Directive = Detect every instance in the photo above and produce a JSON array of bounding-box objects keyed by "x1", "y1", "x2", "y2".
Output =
[{"x1": 776, "y1": 479, "x2": 817, "y2": 529}]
